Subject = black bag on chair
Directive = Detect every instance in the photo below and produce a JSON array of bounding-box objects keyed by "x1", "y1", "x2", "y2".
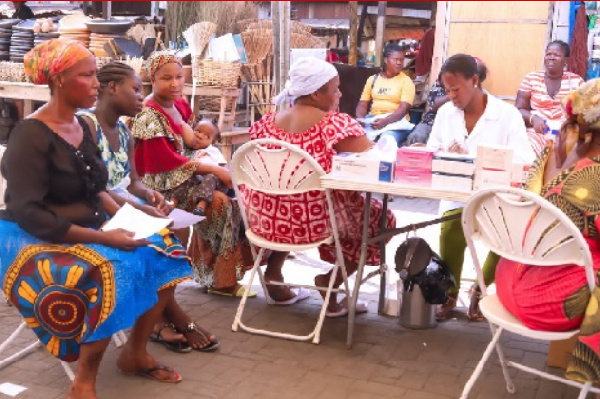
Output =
[{"x1": 394, "y1": 237, "x2": 456, "y2": 305}]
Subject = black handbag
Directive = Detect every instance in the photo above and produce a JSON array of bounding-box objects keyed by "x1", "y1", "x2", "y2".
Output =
[{"x1": 394, "y1": 236, "x2": 456, "y2": 305}]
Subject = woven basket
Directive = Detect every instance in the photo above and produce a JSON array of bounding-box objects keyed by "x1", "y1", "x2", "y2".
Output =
[{"x1": 192, "y1": 57, "x2": 241, "y2": 87}]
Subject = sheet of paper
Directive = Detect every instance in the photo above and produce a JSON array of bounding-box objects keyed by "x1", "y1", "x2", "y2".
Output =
[
  {"x1": 0, "y1": 382, "x2": 27, "y2": 397},
  {"x1": 101, "y1": 203, "x2": 172, "y2": 240},
  {"x1": 168, "y1": 208, "x2": 205, "y2": 229}
]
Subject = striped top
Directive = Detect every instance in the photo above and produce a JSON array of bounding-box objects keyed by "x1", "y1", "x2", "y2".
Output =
[{"x1": 518, "y1": 71, "x2": 584, "y2": 123}]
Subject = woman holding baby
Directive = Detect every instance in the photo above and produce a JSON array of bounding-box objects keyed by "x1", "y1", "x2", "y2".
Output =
[{"x1": 131, "y1": 52, "x2": 254, "y2": 297}]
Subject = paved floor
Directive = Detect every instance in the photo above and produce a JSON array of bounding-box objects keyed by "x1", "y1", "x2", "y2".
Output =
[{"x1": 0, "y1": 197, "x2": 585, "y2": 399}]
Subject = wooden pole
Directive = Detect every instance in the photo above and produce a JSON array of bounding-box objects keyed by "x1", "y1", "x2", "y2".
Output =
[
  {"x1": 102, "y1": 1, "x2": 112, "y2": 20},
  {"x1": 281, "y1": 1, "x2": 290, "y2": 91},
  {"x1": 357, "y1": 4, "x2": 369, "y2": 48},
  {"x1": 374, "y1": 1, "x2": 387, "y2": 67},
  {"x1": 271, "y1": 2, "x2": 281, "y2": 94},
  {"x1": 349, "y1": 1, "x2": 358, "y2": 66}
]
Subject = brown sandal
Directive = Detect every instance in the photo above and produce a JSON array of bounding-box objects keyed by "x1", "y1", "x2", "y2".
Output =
[
  {"x1": 467, "y1": 285, "x2": 485, "y2": 322},
  {"x1": 436, "y1": 292, "x2": 458, "y2": 322}
]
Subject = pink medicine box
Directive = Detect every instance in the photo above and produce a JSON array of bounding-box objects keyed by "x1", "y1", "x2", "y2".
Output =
[
  {"x1": 396, "y1": 147, "x2": 436, "y2": 170},
  {"x1": 395, "y1": 166, "x2": 432, "y2": 187}
]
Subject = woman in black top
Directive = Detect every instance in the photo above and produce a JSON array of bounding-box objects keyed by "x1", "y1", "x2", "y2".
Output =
[{"x1": 1, "y1": 39, "x2": 191, "y2": 398}]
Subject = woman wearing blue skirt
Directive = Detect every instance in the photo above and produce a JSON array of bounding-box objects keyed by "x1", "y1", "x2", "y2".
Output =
[{"x1": 2, "y1": 39, "x2": 191, "y2": 399}]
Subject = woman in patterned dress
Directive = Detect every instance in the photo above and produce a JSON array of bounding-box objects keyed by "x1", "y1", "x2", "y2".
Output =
[
  {"x1": 496, "y1": 78, "x2": 600, "y2": 383},
  {"x1": 516, "y1": 40, "x2": 584, "y2": 156},
  {"x1": 78, "y1": 62, "x2": 218, "y2": 353},
  {"x1": 244, "y1": 57, "x2": 396, "y2": 316},
  {"x1": 0, "y1": 40, "x2": 191, "y2": 398},
  {"x1": 131, "y1": 52, "x2": 253, "y2": 297}
]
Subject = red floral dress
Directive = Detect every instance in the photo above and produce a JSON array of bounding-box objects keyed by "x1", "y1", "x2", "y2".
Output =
[{"x1": 243, "y1": 111, "x2": 396, "y2": 265}]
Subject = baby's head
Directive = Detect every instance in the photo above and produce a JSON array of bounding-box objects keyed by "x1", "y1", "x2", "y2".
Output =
[{"x1": 192, "y1": 119, "x2": 220, "y2": 150}]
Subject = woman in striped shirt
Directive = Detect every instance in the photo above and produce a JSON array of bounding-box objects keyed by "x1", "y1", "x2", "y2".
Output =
[{"x1": 515, "y1": 40, "x2": 584, "y2": 156}]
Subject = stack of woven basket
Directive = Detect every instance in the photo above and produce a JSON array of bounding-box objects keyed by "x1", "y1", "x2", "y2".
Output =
[{"x1": 185, "y1": 22, "x2": 241, "y2": 88}]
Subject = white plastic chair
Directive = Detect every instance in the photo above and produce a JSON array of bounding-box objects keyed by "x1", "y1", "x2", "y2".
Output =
[
  {"x1": 460, "y1": 187, "x2": 600, "y2": 399},
  {"x1": 231, "y1": 138, "x2": 349, "y2": 344}
]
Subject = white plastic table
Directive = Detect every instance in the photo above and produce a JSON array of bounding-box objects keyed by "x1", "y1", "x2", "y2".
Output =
[{"x1": 320, "y1": 174, "x2": 473, "y2": 348}]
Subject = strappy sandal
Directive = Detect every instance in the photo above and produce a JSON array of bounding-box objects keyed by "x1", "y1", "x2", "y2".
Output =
[
  {"x1": 179, "y1": 322, "x2": 220, "y2": 352},
  {"x1": 467, "y1": 285, "x2": 485, "y2": 322},
  {"x1": 435, "y1": 292, "x2": 458, "y2": 322},
  {"x1": 149, "y1": 323, "x2": 192, "y2": 353}
]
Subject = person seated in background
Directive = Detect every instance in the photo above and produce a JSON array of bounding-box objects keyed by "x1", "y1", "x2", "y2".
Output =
[
  {"x1": 405, "y1": 74, "x2": 448, "y2": 145},
  {"x1": 515, "y1": 40, "x2": 584, "y2": 156},
  {"x1": 11, "y1": 1, "x2": 33, "y2": 20},
  {"x1": 496, "y1": 78, "x2": 600, "y2": 385},
  {"x1": 426, "y1": 54, "x2": 535, "y2": 322},
  {"x1": 355, "y1": 43, "x2": 416, "y2": 145},
  {"x1": 243, "y1": 57, "x2": 396, "y2": 316},
  {"x1": 78, "y1": 61, "x2": 219, "y2": 353},
  {"x1": 325, "y1": 42, "x2": 339, "y2": 63}
]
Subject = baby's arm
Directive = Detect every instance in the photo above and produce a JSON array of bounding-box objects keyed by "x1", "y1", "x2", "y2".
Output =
[{"x1": 181, "y1": 123, "x2": 198, "y2": 149}]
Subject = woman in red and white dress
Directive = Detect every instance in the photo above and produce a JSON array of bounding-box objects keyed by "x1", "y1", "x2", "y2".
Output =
[
  {"x1": 516, "y1": 40, "x2": 584, "y2": 156},
  {"x1": 243, "y1": 57, "x2": 396, "y2": 317}
]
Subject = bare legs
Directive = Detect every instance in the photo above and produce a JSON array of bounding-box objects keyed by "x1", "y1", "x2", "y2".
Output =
[
  {"x1": 263, "y1": 250, "x2": 358, "y2": 311},
  {"x1": 66, "y1": 287, "x2": 179, "y2": 399},
  {"x1": 116, "y1": 287, "x2": 180, "y2": 382},
  {"x1": 315, "y1": 259, "x2": 358, "y2": 313},
  {"x1": 263, "y1": 251, "x2": 293, "y2": 301},
  {"x1": 66, "y1": 339, "x2": 110, "y2": 399},
  {"x1": 160, "y1": 293, "x2": 216, "y2": 350}
]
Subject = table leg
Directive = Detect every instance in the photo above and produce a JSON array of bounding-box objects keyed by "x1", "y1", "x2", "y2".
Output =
[
  {"x1": 347, "y1": 191, "x2": 372, "y2": 349},
  {"x1": 221, "y1": 138, "x2": 233, "y2": 164},
  {"x1": 23, "y1": 100, "x2": 33, "y2": 118},
  {"x1": 378, "y1": 194, "x2": 388, "y2": 315},
  {"x1": 218, "y1": 95, "x2": 227, "y2": 132}
]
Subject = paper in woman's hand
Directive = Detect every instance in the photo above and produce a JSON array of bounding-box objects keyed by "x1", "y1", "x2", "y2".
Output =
[
  {"x1": 168, "y1": 208, "x2": 205, "y2": 229},
  {"x1": 101, "y1": 203, "x2": 172, "y2": 239}
]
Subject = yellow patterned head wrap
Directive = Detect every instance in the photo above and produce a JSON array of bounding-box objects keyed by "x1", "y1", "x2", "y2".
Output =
[
  {"x1": 24, "y1": 39, "x2": 93, "y2": 85},
  {"x1": 555, "y1": 79, "x2": 600, "y2": 166},
  {"x1": 562, "y1": 78, "x2": 600, "y2": 129},
  {"x1": 144, "y1": 51, "x2": 182, "y2": 80}
]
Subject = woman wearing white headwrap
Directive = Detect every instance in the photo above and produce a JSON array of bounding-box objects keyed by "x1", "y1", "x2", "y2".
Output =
[{"x1": 242, "y1": 57, "x2": 396, "y2": 317}]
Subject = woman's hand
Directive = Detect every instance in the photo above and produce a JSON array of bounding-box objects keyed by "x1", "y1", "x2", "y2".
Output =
[
  {"x1": 371, "y1": 117, "x2": 389, "y2": 130},
  {"x1": 145, "y1": 190, "x2": 170, "y2": 214},
  {"x1": 447, "y1": 141, "x2": 468, "y2": 154},
  {"x1": 531, "y1": 115, "x2": 548, "y2": 134},
  {"x1": 101, "y1": 228, "x2": 150, "y2": 251},
  {"x1": 139, "y1": 204, "x2": 167, "y2": 218}
]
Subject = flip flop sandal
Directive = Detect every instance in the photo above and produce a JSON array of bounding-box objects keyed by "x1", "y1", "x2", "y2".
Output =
[
  {"x1": 180, "y1": 321, "x2": 220, "y2": 352},
  {"x1": 207, "y1": 284, "x2": 258, "y2": 298},
  {"x1": 122, "y1": 364, "x2": 183, "y2": 383},
  {"x1": 150, "y1": 323, "x2": 192, "y2": 353}
]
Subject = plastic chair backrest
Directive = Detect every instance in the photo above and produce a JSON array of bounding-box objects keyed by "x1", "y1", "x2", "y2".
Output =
[
  {"x1": 462, "y1": 187, "x2": 595, "y2": 292},
  {"x1": 231, "y1": 138, "x2": 325, "y2": 196}
]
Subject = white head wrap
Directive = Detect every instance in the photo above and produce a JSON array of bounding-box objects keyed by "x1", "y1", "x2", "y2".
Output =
[{"x1": 272, "y1": 56, "x2": 338, "y2": 106}]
